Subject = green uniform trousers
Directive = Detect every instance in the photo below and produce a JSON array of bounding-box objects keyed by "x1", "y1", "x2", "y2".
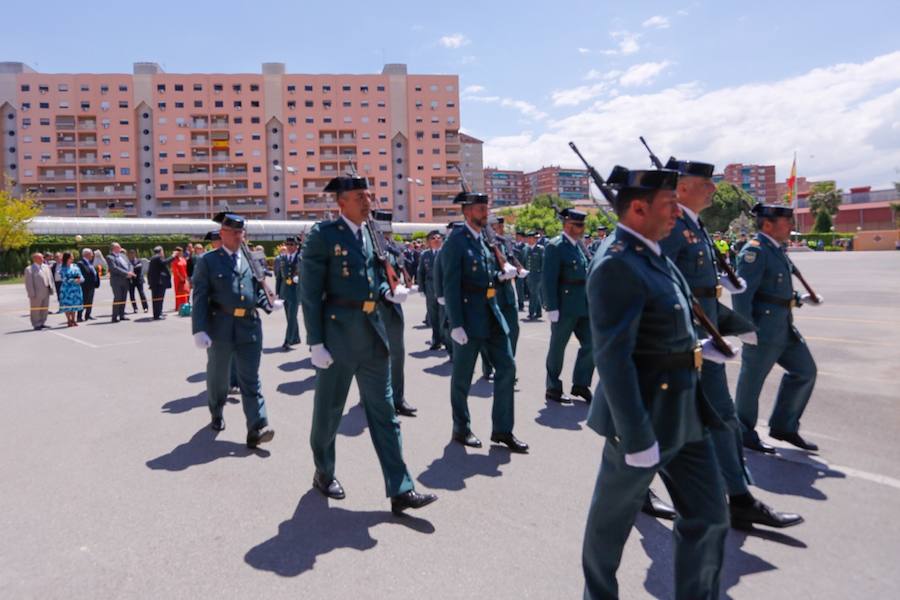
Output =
[
  {"x1": 582, "y1": 435, "x2": 728, "y2": 600},
  {"x1": 282, "y1": 293, "x2": 302, "y2": 346},
  {"x1": 701, "y1": 359, "x2": 750, "y2": 496},
  {"x1": 545, "y1": 314, "x2": 593, "y2": 392},
  {"x1": 735, "y1": 332, "x2": 816, "y2": 435},
  {"x1": 527, "y1": 274, "x2": 543, "y2": 318},
  {"x1": 480, "y1": 302, "x2": 520, "y2": 377},
  {"x1": 207, "y1": 339, "x2": 268, "y2": 431},
  {"x1": 309, "y1": 324, "x2": 414, "y2": 497},
  {"x1": 515, "y1": 277, "x2": 526, "y2": 310},
  {"x1": 382, "y1": 306, "x2": 406, "y2": 408},
  {"x1": 450, "y1": 319, "x2": 516, "y2": 435}
]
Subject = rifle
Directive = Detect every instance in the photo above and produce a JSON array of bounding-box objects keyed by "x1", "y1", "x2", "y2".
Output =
[
  {"x1": 640, "y1": 136, "x2": 744, "y2": 290},
  {"x1": 346, "y1": 160, "x2": 401, "y2": 294},
  {"x1": 451, "y1": 164, "x2": 510, "y2": 271},
  {"x1": 568, "y1": 141, "x2": 619, "y2": 212}
]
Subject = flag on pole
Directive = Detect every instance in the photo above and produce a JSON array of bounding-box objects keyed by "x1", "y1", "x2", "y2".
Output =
[{"x1": 786, "y1": 152, "x2": 797, "y2": 206}]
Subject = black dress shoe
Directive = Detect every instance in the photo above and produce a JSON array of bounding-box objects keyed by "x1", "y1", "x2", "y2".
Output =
[
  {"x1": 86, "y1": 316, "x2": 95, "y2": 321},
  {"x1": 743, "y1": 431, "x2": 776, "y2": 454},
  {"x1": 281, "y1": 343, "x2": 291, "y2": 351},
  {"x1": 120, "y1": 316, "x2": 130, "y2": 321},
  {"x1": 395, "y1": 400, "x2": 418, "y2": 417},
  {"x1": 642, "y1": 489, "x2": 677, "y2": 520},
  {"x1": 482, "y1": 372, "x2": 494, "y2": 382},
  {"x1": 452, "y1": 431, "x2": 482, "y2": 448},
  {"x1": 246, "y1": 426, "x2": 275, "y2": 449},
  {"x1": 770, "y1": 430, "x2": 819, "y2": 452},
  {"x1": 76, "y1": 317, "x2": 83, "y2": 322},
  {"x1": 428, "y1": 343, "x2": 443, "y2": 351},
  {"x1": 313, "y1": 471, "x2": 346, "y2": 500},
  {"x1": 571, "y1": 385, "x2": 593, "y2": 403},
  {"x1": 730, "y1": 498, "x2": 804, "y2": 530},
  {"x1": 490, "y1": 432, "x2": 529, "y2": 453},
  {"x1": 391, "y1": 490, "x2": 438, "y2": 516},
  {"x1": 545, "y1": 388, "x2": 573, "y2": 404},
  {"x1": 210, "y1": 417, "x2": 225, "y2": 432}
]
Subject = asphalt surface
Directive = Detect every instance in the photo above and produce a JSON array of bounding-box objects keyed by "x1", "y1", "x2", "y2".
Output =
[{"x1": 0, "y1": 251, "x2": 898, "y2": 599}]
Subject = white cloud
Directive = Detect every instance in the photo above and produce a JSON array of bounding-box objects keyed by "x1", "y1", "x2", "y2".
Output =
[
  {"x1": 482, "y1": 52, "x2": 900, "y2": 189},
  {"x1": 601, "y1": 31, "x2": 641, "y2": 56},
  {"x1": 578, "y1": 47, "x2": 591, "y2": 55},
  {"x1": 551, "y1": 84, "x2": 610, "y2": 107},
  {"x1": 462, "y1": 84, "x2": 486, "y2": 95},
  {"x1": 439, "y1": 33, "x2": 470, "y2": 49},
  {"x1": 676, "y1": 9, "x2": 689, "y2": 16},
  {"x1": 619, "y1": 61, "x2": 672, "y2": 87},
  {"x1": 642, "y1": 15, "x2": 670, "y2": 29},
  {"x1": 585, "y1": 69, "x2": 622, "y2": 81},
  {"x1": 465, "y1": 95, "x2": 547, "y2": 121}
]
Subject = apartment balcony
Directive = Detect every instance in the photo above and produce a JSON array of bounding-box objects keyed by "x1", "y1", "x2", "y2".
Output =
[
  {"x1": 211, "y1": 155, "x2": 230, "y2": 162},
  {"x1": 79, "y1": 172, "x2": 117, "y2": 181},
  {"x1": 78, "y1": 139, "x2": 98, "y2": 148},
  {"x1": 78, "y1": 154, "x2": 100, "y2": 165},
  {"x1": 430, "y1": 183, "x2": 461, "y2": 192},
  {"x1": 210, "y1": 120, "x2": 229, "y2": 129},
  {"x1": 78, "y1": 121, "x2": 97, "y2": 131},
  {"x1": 37, "y1": 174, "x2": 77, "y2": 182},
  {"x1": 211, "y1": 169, "x2": 248, "y2": 178},
  {"x1": 55, "y1": 121, "x2": 76, "y2": 130},
  {"x1": 79, "y1": 189, "x2": 136, "y2": 198},
  {"x1": 190, "y1": 120, "x2": 209, "y2": 129},
  {"x1": 56, "y1": 156, "x2": 76, "y2": 164},
  {"x1": 191, "y1": 139, "x2": 210, "y2": 147},
  {"x1": 33, "y1": 189, "x2": 78, "y2": 199},
  {"x1": 172, "y1": 172, "x2": 214, "y2": 182},
  {"x1": 212, "y1": 187, "x2": 252, "y2": 196},
  {"x1": 157, "y1": 203, "x2": 210, "y2": 214},
  {"x1": 57, "y1": 140, "x2": 77, "y2": 148}
]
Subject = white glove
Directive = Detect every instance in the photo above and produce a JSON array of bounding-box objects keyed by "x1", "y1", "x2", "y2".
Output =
[
  {"x1": 737, "y1": 331, "x2": 758, "y2": 345},
  {"x1": 516, "y1": 268, "x2": 529, "y2": 279},
  {"x1": 719, "y1": 274, "x2": 747, "y2": 294},
  {"x1": 701, "y1": 338, "x2": 740, "y2": 364},
  {"x1": 450, "y1": 327, "x2": 469, "y2": 345},
  {"x1": 625, "y1": 441, "x2": 660, "y2": 468},
  {"x1": 193, "y1": 332, "x2": 212, "y2": 350},
  {"x1": 437, "y1": 296, "x2": 446, "y2": 306},
  {"x1": 310, "y1": 344, "x2": 334, "y2": 369},
  {"x1": 271, "y1": 299, "x2": 284, "y2": 312},
  {"x1": 409, "y1": 284, "x2": 419, "y2": 293},
  {"x1": 801, "y1": 293, "x2": 823, "y2": 305},
  {"x1": 548, "y1": 310, "x2": 560, "y2": 323},
  {"x1": 292, "y1": 275, "x2": 299, "y2": 284},
  {"x1": 498, "y1": 263, "x2": 518, "y2": 281},
  {"x1": 386, "y1": 284, "x2": 409, "y2": 304}
]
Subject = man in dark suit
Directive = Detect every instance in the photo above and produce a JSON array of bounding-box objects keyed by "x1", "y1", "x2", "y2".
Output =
[
  {"x1": 76, "y1": 248, "x2": 100, "y2": 322},
  {"x1": 107, "y1": 242, "x2": 135, "y2": 322},
  {"x1": 147, "y1": 246, "x2": 174, "y2": 320}
]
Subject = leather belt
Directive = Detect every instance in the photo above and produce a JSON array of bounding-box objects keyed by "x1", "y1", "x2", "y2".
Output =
[
  {"x1": 327, "y1": 295, "x2": 378, "y2": 314},
  {"x1": 633, "y1": 346, "x2": 703, "y2": 371},
  {"x1": 211, "y1": 302, "x2": 257, "y2": 318},
  {"x1": 692, "y1": 285, "x2": 722, "y2": 299},
  {"x1": 755, "y1": 291, "x2": 795, "y2": 308},
  {"x1": 462, "y1": 282, "x2": 497, "y2": 299},
  {"x1": 560, "y1": 278, "x2": 586, "y2": 285}
]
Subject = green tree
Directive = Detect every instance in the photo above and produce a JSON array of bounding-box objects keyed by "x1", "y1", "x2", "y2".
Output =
[
  {"x1": 700, "y1": 182, "x2": 754, "y2": 233},
  {"x1": 514, "y1": 203, "x2": 562, "y2": 237},
  {"x1": 531, "y1": 194, "x2": 573, "y2": 211},
  {"x1": 0, "y1": 186, "x2": 42, "y2": 254},
  {"x1": 808, "y1": 181, "x2": 842, "y2": 233}
]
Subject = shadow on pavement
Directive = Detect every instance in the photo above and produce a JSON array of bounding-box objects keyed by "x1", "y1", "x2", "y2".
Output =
[
  {"x1": 469, "y1": 378, "x2": 494, "y2": 398},
  {"x1": 161, "y1": 390, "x2": 238, "y2": 415},
  {"x1": 408, "y1": 349, "x2": 445, "y2": 360},
  {"x1": 276, "y1": 374, "x2": 317, "y2": 397},
  {"x1": 535, "y1": 399, "x2": 588, "y2": 431},
  {"x1": 146, "y1": 425, "x2": 269, "y2": 471},
  {"x1": 262, "y1": 346, "x2": 288, "y2": 355},
  {"x1": 244, "y1": 490, "x2": 434, "y2": 577},
  {"x1": 186, "y1": 371, "x2": 206, "y2": 383},
  {"x1": 338, "y1": 402, "x2": 368, "y2": 437},
  {"x1": 417, "y1": 443, "x2": 511, "y2": 491},
  {"x1": 746, "y1": 450, "x2": 845, "y2": 501},
  {"x1": 423, "y1": 360, "x2": 453, "y2": 377},
  {"x1": 278, "y1": 357, "x2": 314, "y2": 373}
]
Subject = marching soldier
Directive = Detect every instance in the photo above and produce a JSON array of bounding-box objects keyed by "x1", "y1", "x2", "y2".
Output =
[
  {"x1": 191, "y1": 213, "x2": 277, "y2": 448},
  {"x1": 417, "y1": 230, "x2": 444, "y2": 350},
  {"x1": 582, "y1": 166, "x2": 730, "y2": 599},
  {"x1": 513, "y1": 229, "x2": 528, "y2": 311},
  {"x1": 279, "y1": 236, "x2": 302, "y2": 351},
  {"x1": 373, "y1": 209, "x2": 418, "y2": 418},
  {"x1": 434, "y1": 222, "x2": 459, "y2": 359},
  {"x1": 734, "y1": 203, "x2": 821, "y2": 453},
  {"x1": 542, "y1": 209, "x2": 594, "y2": 404},
  {"x1": 481, "y1": 216, "x2": 526, "y2": 381},
  {"x1": 661, "y1": 159, "x2": 803, "y2": 529},
  {"x1": 442, "y1": 190, "x2": 528, "y2": 453},
  {"x1": 523, "y1": 231, "x2": 544, "y2": 320},
  {"x1": 588, "y1": 225, "x2": 608, "y2": 256},
  {"x1": 300, "y1": 175, "x2": 436, "y2": 515}
]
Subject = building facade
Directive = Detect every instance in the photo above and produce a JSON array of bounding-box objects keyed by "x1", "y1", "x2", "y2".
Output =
[
  {"x1": 525, "y1": 166, "x2": 589, "y2": 202},
  {"x1": 483, "y1": 167, "x2": 528, "y2": 207},
  {"x1": 0, "y1": 62, "x2": 465, "y2": 222},
  {"x1": 714, "y1": 163, "x2": 778, "y2": 204}
]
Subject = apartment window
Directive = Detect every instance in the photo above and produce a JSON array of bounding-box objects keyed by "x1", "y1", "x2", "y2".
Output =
[
  {"x1": 102, "y1": 136, "x2": 111, "y2": 144},
  {"x1": 306, "y1": 149, "x2": 315, "y2": 156},
  {"x1": 377, "y1": 101, "x2": 386, "y2": 108},
  {"x1": 342, "y1": 101, "x2": 352, "y2": 108},
  {"x1": 101, "y1": 119, "x2": 110, "y2": 128},
  {"x1": 157, "y1": 84, "x2": 166, "y2": 93},
  {"x1": 304, "y1": 100, "x2": 313, "y2": 108},
  {"x1": 251, "y1": 134, "x2": 261, "y2": 141},
  {"x1": 378, "y1": 149, "x2": 387, "y2": 155},
  {"x1": 119, "y1": 119, "x2": 129, "y2": 126},
  {"x1": 21, "y1": 102, "x2": 30, "y2": 110},
  {"x1": 362, "y1": 149, "x2": 371, "y2": 156},
  {"x1": 306, "y1": 166, "x2": 315, "y2": 172},
  {"x1": 287, "y1": 85, "x2": 296, "y2": 93},
  {"x1": 253, "y1": 182, "x2": 263, "y2": 189},
  {"x1": 377, "y1": 117, "x2": 386, "y2": 124},
  {"x1": 22, "y1": 136, "x2": 32, "y2": 142},
  {"x1": 360, "y1": 85, "x2": 369, "y2": 93},
  {"x1": 119, "y1": 100, "x2": 129, "y2": 109},
  {"x1": 39, "y1": 102, "x2": 50, "y2": 109},
  {"x1": 58, "y1": 102, "x2": 69, "y2": 109},
  {"x1": 379, "y1": 181, "x2": 388, "y2": 187},
  {"x1": 361, "y1": 116, "x2": 369, "y2": 123},
  {"x1": 160, "y1": 184, "x2": 168, "y2": 191},
  {"x1": 252, "y1": 166, "x2": 262, "y2": 173},
  {"x1": 416, "y1": 149, "x2": 424, "y2": 155},
  {"x1": 251, "y1": 100, "x2": 260, "y2": 108},
  {"x1": 287, "y1": 117, "x2": 297, "y2": 125},
  {"x1": 20, "y1": 84, "x2": 30, "y2": 92},
  {"x1": 343, "y1": 117, "x2": 352, "y2": 123},
  {"x1": 120, "y1": 152, "x2": 130, "y2": 158},
  {"x1": 175, "y1": 102, "x2": 185, "y2": 109},
  {"x1": 431, "y1": 132, "x2": 440, "y2": 139},
  {"x1": 100, "y1": 101, "x2": 110, "y2": 111},
  {"x1": 289, "y1": 150, "x2": 298, "y2": 156},
  {"x1": 22, "y1": 118, "x2": 31, "y2": 128},
  {"x1": 323, "y1": 100, "x2": 332, "y2": 108},
  {"x1": 304, "y1": 85, "x2": 313, "y2": 92},
  {"x1": 120, "y1": 136, "x2": 130, "y2": 142},
  {"x1": 234, "y1": 150, "x2": 244, "y2": 157},
  {"x1": 121, "y1": 167, "x2": 130, "y2": 175},
  {"x1": 40, "y1": 136, "x2": 51, "y2": 143},
  {"x1": 250, "y1": 116, "x2": 260, "y2": 124},
  {"x1": 361, "y1": 132, "x2": 371, "y2": 139},
  {"x1": 431, "y1": 117, "x2": 439, "y2": 123},
  {"x1": 158, "y1": 102, "x2": 166, "y2": 110},
  {"x1": 415, "y1": 117, "x2": 423, "y2": 123},
  {"x1": 305, "y1": 117, "x2": 314, "y2": 124},
  {"x1": 214, "y1": 84, "x2": 223, "y2": 92},
  {"x1": 214, "y1": 100, "x2": 224, "y2": 108},
  {"x1": 432, "y1": 163, "x2": 441, "y2": 169},
  {"x1": 377, "y1": 133, "x2": 386, "y2": 140},
  {"x1": 415, "y1": 86, "x2": 422, "y2": 92},
  {"x1": 250, "y1": 84, "x2": 259, "y2": 92},
  {"x1": 233, "y1": 117, "x2": 242, "y2": 124},
  {"x1": 322, "y1": 85, "x2": 331, "y2": 92},
  {"x1": 342, "y1": 85, "x2": 351, "y2": 92},
  {"x1": 194, "y1": 100, "x2": 203, "y2": 108},
  {"x1": 118, "y1": 84, "x2": 128, "y2": 92},
  {"x1": 447, "y1": 102, "x2": 456, "y2": 108},
  {"x1": 377, "y1": 85, "x2": 385, "y2": 92},
  {"x1": 378, "y1": 165, "x2": 387, "y2": 171},
  {"x1": 158, "y1": 152, "x2": 167, "y2": 159},
  {"x1": 100, "y1": 85, "x2": 109, "y2": 94},
  {"x1": 39, "y1": 118, "x2": 50, "y2": 126},
  {"x1": 432, "y1": 148, "x2": 440, "y2": 155},
  {"x1": 102, "y1": 153, "x2": 111, "y2": 161},
  {"x1": 194, "y1": 83, "x2": 203, "y2": 91},
  {"x1": 174, "y1": 84, "x2": 184, "y2": 92},
  {"x1": 80, "y1": 84, "x2": 90, "y2": 92},
  {"x1": 233, "y1": 84, "x2": 242, "y2": 92},
  {"x1": 176, "y1": 152, "x2": 186, "y2": 158},
  {"x1": 288, "y1": 101, "x2": 296, "y2": 110}
]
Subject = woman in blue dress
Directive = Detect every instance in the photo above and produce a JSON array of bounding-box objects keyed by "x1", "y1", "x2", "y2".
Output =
[{"x1": 59, "y1": 252, "x2": 85, "y2": 327}]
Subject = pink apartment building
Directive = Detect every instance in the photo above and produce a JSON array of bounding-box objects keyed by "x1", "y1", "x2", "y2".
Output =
[{"x1": 0, "y1": 62, "x2": 473, "y2": 222}]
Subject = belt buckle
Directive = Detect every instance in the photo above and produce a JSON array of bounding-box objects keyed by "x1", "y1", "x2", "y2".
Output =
[
  {"x1": 233, "y1": 307, "x2": 247, "y2": 318},
  {"x1": 362, "y1": 300, "x2": 376, "y2": 314},
  {"x1": 693, "y1": 346, "x2": 703, "y2": 370},
  {"x1": 790, "y1": 297, "x2": 797, "y2": 309},
  {"x1": 486, "y1": 288, "x2": 496, "y2": 299},
  {"x1": 285, "y1": 279, "x2": 293, "y2": 286},
  {"x1": 715, "y1": 284, "x2": 722, "y2": 298}
]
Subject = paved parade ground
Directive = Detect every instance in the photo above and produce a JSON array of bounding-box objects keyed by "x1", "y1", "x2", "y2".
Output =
[{"x1": 1, "y1": 251, "x2": 898, "y2": 599}]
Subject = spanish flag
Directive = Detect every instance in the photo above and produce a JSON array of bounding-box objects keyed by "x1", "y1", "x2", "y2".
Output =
[{"x1": 786, "y1": 152, "x2": 797, "y2": 206}]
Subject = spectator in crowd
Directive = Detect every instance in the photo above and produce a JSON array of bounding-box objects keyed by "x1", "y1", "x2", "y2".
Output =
[
  {"x1": 76, "y1": 248, "x2": 100, "y2": 322},
  {"x1": 58, "y1": 252, "x2": 85, "y2": 328},
  {"x1": 147, "y1": 246, "x2": 174, "y2": 320},
  {"x1": 171, "y1": 247, "x2": 190, "y2": 310},
  {"x1": 50, "y1": 252, "x2": 64, "y2": 311},
  {"x1": 107, "y1": 242, "x2": 135, "y2": 323},
  {"x1": 127, "y1": 248, "x2": 149, "y2": 314},
  {"x1": 93, "y1": 249, "x2": 108, "y2": 278},
  {"x1": 24, "y1": 252, "x2": 55, "y2": 330}
]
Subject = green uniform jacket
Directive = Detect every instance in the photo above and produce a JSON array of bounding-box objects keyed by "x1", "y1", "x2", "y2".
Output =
[
  {"x1": 191, "y1": 248, "x2": 264, "y2": 344},
  {"x1": 300, "y1": 218, "x2": 391, "y2": 353},
  {"x1": 733, "y1": 233, "x2": 801, "y2": 342},
  {"x1": 442, "y1": 225, "x2": 509, "y2": 338},
  {"x1": 541, "y1": 234, "x2": 589, "y2": 316},
  {"x1": 493, "y1": 235, "x2": 517, "y2": 309},
  {"x1": 586, "y1": 228, "x2": 720, "y2": 454},
  {"x1": 278, "y1": 251, "x2": 302, "y2": 302},
  {"x1": 416, "y1": 248, "x2": 439, "y2": 299},
  {"x1": 523, "y1": 243, "x2": 544, "y2": 273}
]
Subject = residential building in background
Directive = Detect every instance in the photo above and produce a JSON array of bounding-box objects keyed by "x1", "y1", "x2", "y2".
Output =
[
  {"x1": 794, "y1": 185, "x2": 898, "y2": 232},
  {"x1": 525, "y1": 166, "x2": 589, "y2": 203},
  {"x1": 714, "y1": 163, "x2": 778, "y2": 204},
  {"x1": 458, "y1": 132, "x2": 484, "y2": 194},
  {"x1": 483, "y1": 167, "x2": 528, "y2": 207},
  {"x1": 0, "y1": 61, "x2": 464, "y2": 222}
]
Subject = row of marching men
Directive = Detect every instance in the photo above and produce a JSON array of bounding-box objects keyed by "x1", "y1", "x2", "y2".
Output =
[{"x1": 189, "y1": 159, "x2": 820, "y2": 597}]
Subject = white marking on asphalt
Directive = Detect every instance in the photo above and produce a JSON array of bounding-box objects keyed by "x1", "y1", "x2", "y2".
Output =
[
  {"x1": 51, "y1": 332, "x2": 99, "y2": 348},
  {"x1": 770, "y1": 452, "x2": 900, "y2": 492}
]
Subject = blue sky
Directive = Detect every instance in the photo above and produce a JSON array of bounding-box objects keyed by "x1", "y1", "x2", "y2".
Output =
[{"x1": 4, "y1": 0, "x2": 900, "y2": 187}]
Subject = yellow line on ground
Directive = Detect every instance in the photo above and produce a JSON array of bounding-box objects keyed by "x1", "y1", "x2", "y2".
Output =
[{"x1": 796, "y1": 315, "x2": 900, "y2": 326}]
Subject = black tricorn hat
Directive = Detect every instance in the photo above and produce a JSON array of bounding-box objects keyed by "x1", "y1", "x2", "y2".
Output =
[
  {"x1": 427, "y1": 229, "x2": 442, "y2": 239},
  {"x1": 560, "y1": 208, "x2": 587, "y2": 223},
  {"x1": 453, "y1": 191, "x2": 489, "y2": 205},
  {"x1": 284, "y1": 236, "x2": 299, "y2": 245},
  {"x1": 203, "y1": 230, "x2": 221, "y2": 241},
  {"x1": 324, "y1": 175, "x2": 368, "y2": 193},
  {"x1": 664, "y1": 157, "x2": 715, "y2": 179},
  {"x1": 211, "y1": 211, "x2": 246, "y2": 229},
  {"x1": 372, "y1": 209, "x2": 393, "y2": 222},
  {"x1": 751, "y1": 203, "x2": 794, "y2": 218},
  {"x1": 607, "y1": 166, "x2": 679, "y2": 191}
]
